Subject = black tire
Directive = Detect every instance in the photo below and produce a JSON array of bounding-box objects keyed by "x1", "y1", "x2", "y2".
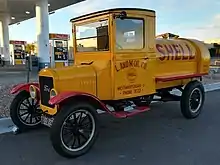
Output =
[
  {"x1": 50, "y1": 102, "x2": 99, "y2": 158},
  {"x1": 180, "y1": 80, "x2": 205, "y2": 119},
  {"x1": 10, "y1": 90, "x2": 42, "y2": 131}
]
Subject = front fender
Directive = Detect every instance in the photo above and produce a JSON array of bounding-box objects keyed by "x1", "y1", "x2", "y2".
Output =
[
  {"x1": 48, "y1": 91, "x2": 111, "y2": 113},
  {"x1": 10, "y1": 82, "x2": 39, "y2": 94},
  {"x1": 48, "y1": 91, "x2": 102, "y2": 105}
]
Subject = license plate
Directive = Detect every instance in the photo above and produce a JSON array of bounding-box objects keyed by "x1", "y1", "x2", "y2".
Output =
[{"x1": 41, "y1": 115, "x2": 54, "y2": 127}]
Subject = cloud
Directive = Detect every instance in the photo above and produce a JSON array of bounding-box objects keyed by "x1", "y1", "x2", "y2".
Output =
[
  {"x1": 179, "y1": 14, "x2": 220, "y2": 41},
  {"x1": 68, "y1": 0, "x2": 220, "y2": 41},
  {"x1": 69, "y1": 0, "x2": 181, "y2": 16},
  {"x1": 9, "y1": 0, "x2": 219, "y2": 42},
  {"x1": 69, "y1": 0, "x2": 119, "y2": 16},
  {"x1": 157, "y1": 0, "x2": 210, "y2": 10}
]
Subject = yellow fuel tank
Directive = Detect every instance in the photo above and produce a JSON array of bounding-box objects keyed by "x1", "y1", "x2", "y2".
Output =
[{"x1": 155, "y1": 37, "x2": 210, "y2": 78}]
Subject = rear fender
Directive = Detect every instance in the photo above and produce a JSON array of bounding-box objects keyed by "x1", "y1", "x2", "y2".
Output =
[
  {"x1": 10, "y1": 82, "x2": 39, "y2": 94},
  {"x1": 48, "y1": 91, "x2": 112, "y2": 114}
]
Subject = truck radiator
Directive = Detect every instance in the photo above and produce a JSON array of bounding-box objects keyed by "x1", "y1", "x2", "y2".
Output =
[{"x1": 39, "y1": 76, "x2": 55, "y2": 108}]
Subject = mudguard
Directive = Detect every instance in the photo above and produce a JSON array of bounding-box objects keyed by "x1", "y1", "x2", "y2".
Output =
[
  {"x1": 48, "y1": 91, "x2": 151, "y2": 118},
  {"x1": 48, "y1": 91, "x2": 111, "y2": 112},
  {"x1": 10, "y1": 82, "x2": 39, "y2": 94}
]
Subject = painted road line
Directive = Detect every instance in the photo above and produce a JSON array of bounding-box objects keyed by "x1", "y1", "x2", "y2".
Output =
[{"x1": 0, "y1": 82, "x2": 220, "y2": 135}]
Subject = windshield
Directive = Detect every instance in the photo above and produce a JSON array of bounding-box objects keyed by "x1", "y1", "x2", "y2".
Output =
[
  {"x1": 75, "y1": 19, "x2": 109, "y2": 52},
  {"x1": 115, "y1": 18, "x2": 144, "y2": 50}
]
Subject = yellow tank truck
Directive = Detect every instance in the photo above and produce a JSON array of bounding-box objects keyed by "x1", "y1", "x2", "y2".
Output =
[{"x1": 9, "y1": 8, "x2": 210, "y2": 158}]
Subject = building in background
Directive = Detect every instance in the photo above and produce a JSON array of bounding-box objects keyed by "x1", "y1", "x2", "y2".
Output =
[
  {"x1": 205, "y1": 39, "x2": 220, "y2": 44},
  {"x1": 204, "y1": 39, "x2": 220, "y2": 64}
]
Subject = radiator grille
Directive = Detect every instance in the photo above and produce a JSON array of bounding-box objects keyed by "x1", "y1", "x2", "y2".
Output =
[{"x1": 39, "y1": 76, "x2": 54, "y2": 108}]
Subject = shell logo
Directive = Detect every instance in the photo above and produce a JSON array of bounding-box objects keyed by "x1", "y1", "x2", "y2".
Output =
[{"x1": 127, "y1": 68, "x2": 137, "y2": 82}]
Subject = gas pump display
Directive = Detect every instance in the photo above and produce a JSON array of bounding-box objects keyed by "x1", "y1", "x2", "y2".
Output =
[
  {"x1": 49, "y1": 33, "x2": 70, "y2": 68},
  {"x1": 54, "y1": 40, "x2": 68, "y2": 61},
  {"x1": 14, "y1": 45, "x2": 24, "y2": 59},
  {"x1": 9, "y1": 40, "x2": 27, "y2": 65}
]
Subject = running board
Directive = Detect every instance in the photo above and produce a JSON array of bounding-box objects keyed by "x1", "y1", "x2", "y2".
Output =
[{"x1": 112, "y1": 106, "x2": 150, "y2": 118}]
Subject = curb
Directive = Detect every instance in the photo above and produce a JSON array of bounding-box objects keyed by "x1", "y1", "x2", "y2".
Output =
[
  {"x1": 0, "y1": 117, "x2": 15, "y2": 134},
  {"x1": 0, "y1": 82, "x2": 220, "y2": 135}
]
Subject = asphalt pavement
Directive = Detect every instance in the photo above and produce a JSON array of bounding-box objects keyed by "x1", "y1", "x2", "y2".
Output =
[
  {"x1": 0, "y1": 68, "x2": 38, "y2": 85},
  {"x1": 0, "y1": 90, "x2": 220, "y2": 165}
]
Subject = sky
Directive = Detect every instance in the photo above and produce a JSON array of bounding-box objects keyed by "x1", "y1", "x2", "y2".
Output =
[{"x1": 8, "y1": 0, "x2": 220, "y2": 43}]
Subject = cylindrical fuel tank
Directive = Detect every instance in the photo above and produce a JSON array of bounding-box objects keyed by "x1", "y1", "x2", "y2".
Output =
[{"x1": 154, "y1": 38, "x2": 210, "y2": 76}]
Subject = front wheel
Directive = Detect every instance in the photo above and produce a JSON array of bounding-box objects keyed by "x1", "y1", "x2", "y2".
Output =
[
  {"x1": 50, "y1": 102, "x2": 99, "y2": 158},
  {"x1": 10, "y1": 90, "x2": 42, "y2": 131},
  {"x1": 180, "y1": 80, "x2": 205, "y2": 119}
]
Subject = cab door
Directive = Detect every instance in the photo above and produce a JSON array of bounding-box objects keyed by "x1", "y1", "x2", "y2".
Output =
[{"x1": 112, "y1": 16, "x2": 155, "y2": 100}]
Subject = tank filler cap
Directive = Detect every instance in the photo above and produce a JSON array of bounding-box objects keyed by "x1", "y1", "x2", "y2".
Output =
[{"x1": 156, "y1": 33, "x2": 179, "y2": 39}]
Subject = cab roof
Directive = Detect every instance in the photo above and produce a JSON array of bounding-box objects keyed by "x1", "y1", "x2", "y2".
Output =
[{"x1": 70, "y1": 8, "x2": 156, "y2": 22}]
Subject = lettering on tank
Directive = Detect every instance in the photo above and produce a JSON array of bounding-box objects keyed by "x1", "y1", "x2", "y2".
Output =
[{"x1": 156, "y1": 43, "x2": 195, "y2": 61}]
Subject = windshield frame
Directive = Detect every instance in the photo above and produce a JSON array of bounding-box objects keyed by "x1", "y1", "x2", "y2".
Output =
[{"x1": 73, "y1": 15, "x2": 111, "y2": 53}]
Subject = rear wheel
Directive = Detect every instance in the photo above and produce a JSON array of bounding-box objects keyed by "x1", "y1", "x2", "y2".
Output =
[
  {"x1": 10, "y1": 90, "x2": 42, "y2": 131},
  {"x1": 50, "y1": 102, "x2": 99, "y2": 158},
  {"x1": 180, "y1": 80, "x2": 205, "y2": 119}
]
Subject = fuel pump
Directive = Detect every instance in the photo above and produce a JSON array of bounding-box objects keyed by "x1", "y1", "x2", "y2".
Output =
[
  {"x1": 9, "y1": 40, "x2": 27, "y2": 65},
  {"x1": 49, "y1": 33, "x2": 69, "y2": 68}
]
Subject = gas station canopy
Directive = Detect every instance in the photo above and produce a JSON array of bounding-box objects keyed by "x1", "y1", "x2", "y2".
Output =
[
  {"x1": 0, "y1": 0, "x2": 86, "y2": 68},
  {"x1": 0, "y1": 0, "x2": 85, "y2": 25}
]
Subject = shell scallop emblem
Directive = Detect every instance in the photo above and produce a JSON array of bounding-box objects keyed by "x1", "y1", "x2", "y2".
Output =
[{"x1": 127, "y1": 68, "x2": 137, "y2": 82}]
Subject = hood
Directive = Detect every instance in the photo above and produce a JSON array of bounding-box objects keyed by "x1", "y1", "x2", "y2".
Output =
[
  {"x1": 38, "y1": 64, "x2": 97, "y2": 94},
  {"x1": 39, "y1": 64, "x2": 96, "y2": 81}
]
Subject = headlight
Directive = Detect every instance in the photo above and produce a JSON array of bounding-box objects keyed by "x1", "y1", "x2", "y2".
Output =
[
  {"x1": 29, "y1": 85, "x2": 37, "y2": 99},
  {"x1": 50, "y1": 89, "x2": 57, "y2": 99}
]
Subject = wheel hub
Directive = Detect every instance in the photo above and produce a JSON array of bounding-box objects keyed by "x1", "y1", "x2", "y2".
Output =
[
  {"x1": 72, "y1": 127, "x2": 79, "y2": 134},
  {"x1": 28, "y1": 106, "x2": 35, "y2": 114},
  {"x1": 189, "y1": 88, "x2": 202, "y2": 113},
  {"x1": 72, "y1": 125, "x2": 84, "y2": 135}
]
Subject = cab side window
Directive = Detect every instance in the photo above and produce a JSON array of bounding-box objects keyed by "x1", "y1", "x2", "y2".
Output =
[
  {"x1": 76, "y1": 20, "x2": 109, "y2": 52},
  {"x1": 115, "y1": 18, "x2": 144, "y2": 50}
]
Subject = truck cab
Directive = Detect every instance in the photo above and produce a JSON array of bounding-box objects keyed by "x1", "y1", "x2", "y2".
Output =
[{"x1": 42, "y1": 8, "x2": 156, "y2": 102}]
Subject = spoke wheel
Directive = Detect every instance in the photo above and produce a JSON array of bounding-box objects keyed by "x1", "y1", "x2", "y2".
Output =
[
  {"x1": 180, "y1": 80, "x2": 205, "y2": 119},
  {"x1": 60, "y1": 110, "x2": 95, "y2": 152},
  {"x1": 189, "y1": 88, "x2": 202, "y2": 113},
  {"x1": 10, "y1": 90, "x2": 42, "y2": 131},
  {"x1": 50, "y1": 102, "x2": 99, "y2": 158},
  {"x1": 17, "y1": 97, "x2": 42, "y2": 126}
]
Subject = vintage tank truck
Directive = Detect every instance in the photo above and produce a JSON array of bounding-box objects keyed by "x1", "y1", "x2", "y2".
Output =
[{"x1": 9, "y1": 8, "x2": 210, "y2": 158}]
